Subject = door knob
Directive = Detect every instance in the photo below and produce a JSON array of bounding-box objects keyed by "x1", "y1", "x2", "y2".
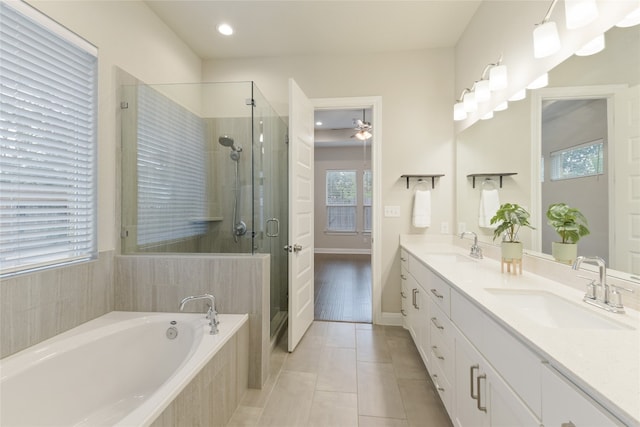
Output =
[{"x1": 293, "y1": 244, "x2": 303, "y2": 252}]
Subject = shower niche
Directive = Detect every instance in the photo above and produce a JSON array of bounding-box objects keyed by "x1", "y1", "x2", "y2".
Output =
[{"x1": 120, "y1": 81, "x2": 289, "y2": 337}]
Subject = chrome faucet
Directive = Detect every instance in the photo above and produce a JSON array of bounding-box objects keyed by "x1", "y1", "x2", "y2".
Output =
[
  {"x1": 460, "y1": 231, "x2": 483, "y2": 259},
  {"x1": 179, "y1": 294, "x2": 219, "y2": 334},
  {"x1": 572, "y1": 256, "x2": 633, "y2": 314}
]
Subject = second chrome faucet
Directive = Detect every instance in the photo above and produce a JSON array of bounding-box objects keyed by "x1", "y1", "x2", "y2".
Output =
[
  {"x1": 572, "y1": 256, "x2": 634, "y2": 314},
  {"x1": 460, "y1": 231, "x2": 483, "y2": 259}
]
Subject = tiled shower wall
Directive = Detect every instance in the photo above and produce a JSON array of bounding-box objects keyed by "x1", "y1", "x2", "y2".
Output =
[
  {"x1": 0, "y1": 251, "x2": 115, "y2": 358},
  {"x1": 114, "y1": 253, "x2": 270, "y2": 388}
]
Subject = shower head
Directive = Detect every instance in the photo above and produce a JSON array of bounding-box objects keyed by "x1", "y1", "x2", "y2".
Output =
[{"x1": 218, "y1": 135, "x2": 242, "y2": 153}]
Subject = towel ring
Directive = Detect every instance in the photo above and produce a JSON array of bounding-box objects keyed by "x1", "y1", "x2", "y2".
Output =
[
  {"x1": 481, "y1": 178, "x2": 498, "y2": 190},
  {"x1": 414, "y1": 179, "x2": 432, "y2": 190}
]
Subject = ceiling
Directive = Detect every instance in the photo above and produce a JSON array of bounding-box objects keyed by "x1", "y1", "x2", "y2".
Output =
[
  {"x1": 144, "y1": 1, "x2": 482, "y2": 60},
  {"x1": 144, "y1": 1, "x2": 483, "y2": 148}
]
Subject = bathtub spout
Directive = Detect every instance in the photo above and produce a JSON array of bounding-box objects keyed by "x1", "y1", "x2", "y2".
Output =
[{"x1": 179, "y1": 294, "x2": 219, "y2": 335}]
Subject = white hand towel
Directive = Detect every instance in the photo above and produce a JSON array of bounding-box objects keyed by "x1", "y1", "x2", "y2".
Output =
[
  {"x1": 478, "y1": 188, "x2": 500, "y2": 228},
  {"x1": 413, "y1": 189, "x2": 431, "y2": 228}
]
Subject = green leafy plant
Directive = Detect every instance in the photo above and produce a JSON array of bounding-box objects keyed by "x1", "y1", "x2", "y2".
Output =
[
  {"x1": 546, "y1": 203, "x2": 590, "y2": 244},
  {"x1": 490, "y1": 203, "x2": 535, "y2": 243}
]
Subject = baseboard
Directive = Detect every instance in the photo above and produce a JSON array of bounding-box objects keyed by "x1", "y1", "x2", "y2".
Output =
[
  {"x1": 378, "y1": 311, "x2": 403, "y2": 326},
  {"x1": 314, "y1": 248, "x2": 372, "y2": 255}
]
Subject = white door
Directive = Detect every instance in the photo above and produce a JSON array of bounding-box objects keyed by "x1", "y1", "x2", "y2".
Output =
[
  {"x1": 612, "y1": 84, "x2": 640, "y2": 275},
  {"x1": 287, "y1": 78, "x2": 315, "y2": 352}
]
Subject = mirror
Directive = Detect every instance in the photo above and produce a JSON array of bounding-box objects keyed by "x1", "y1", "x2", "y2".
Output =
[{"x1": 456, "y1": 24, "x2": 640, "y2": 277}]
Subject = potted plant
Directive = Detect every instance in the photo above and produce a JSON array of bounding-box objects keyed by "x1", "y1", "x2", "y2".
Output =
[
  {"x1": 546, "y1": 203, "x2": 590, "y2": 263},
  {"x1": 490, "y1": 203, "x2": 535, "y2": 261}
]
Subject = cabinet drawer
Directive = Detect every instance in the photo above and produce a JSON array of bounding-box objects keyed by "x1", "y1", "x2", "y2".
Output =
[
  {"x1": 451, "y1": 288, "x2": 484, "y2": 350},
  {"x1": 430, "y1": 356, "x2": 454, "y2": 418},
  {"x1": 430, "y1": 326, "x2": 453, "y2": 383},
  {"x1": 411, "y1": 259, "x2": 450, "y2": 316},
  {"x1": 429, "y1": 297, "x2": 454, "y2": 351}
]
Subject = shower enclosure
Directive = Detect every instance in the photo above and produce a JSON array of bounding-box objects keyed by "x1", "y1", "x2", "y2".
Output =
[{"x1": 120, "y1": 81, "x2": 288, "y2": 337}]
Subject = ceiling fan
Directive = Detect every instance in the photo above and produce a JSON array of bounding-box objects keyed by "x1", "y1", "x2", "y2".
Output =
[{"x1": 352, "y1": 109, "x2": 372, "y2": 140}]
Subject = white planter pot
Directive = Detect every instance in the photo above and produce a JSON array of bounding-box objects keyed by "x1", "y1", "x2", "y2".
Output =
[
  {"x1": 501, "y1": 241, "x2": 523, "y2": 261},
  {"x1": 552, "y1": 242, "x2": 577, "y2": 264}
]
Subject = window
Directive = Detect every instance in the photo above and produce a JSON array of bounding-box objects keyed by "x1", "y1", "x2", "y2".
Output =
[
  {"x1": 550, "y1": 139, "x2": 604, "y2": 181},
  {"x1": 136, "y1": 85, "x2": 207, "y2": 245},
  {"x1": 363, "y1": 170, "x2": 372, "y2": 232},
  {"x1": 326, "y1": 170, "x2": 357, "y2": 232},
  {"x1": 0, "y1": 1, "x2": 98, "y2": 276}
]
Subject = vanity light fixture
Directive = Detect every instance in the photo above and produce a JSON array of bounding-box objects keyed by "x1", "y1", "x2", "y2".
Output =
[
  {"x1": 217, "y1": 23, "x2": 234, "y2": 36},
  {"x1": 533, "y1": 0, "x2": 561, "y2": 58},
  {"x1": 616, "y1": 6, "x2": 640, "y2": 28},
  {"x1": 508, "y1": 89, "x2": 527, "y2": 101},
  {"x1": 575, "y1": 34, "x2": 605, "y2": 56},
  {"x1": 475, "y1": 80, "x2": 491, "y2": 103},
  {"x1": 564, "y1": 0, "x2": 598, "y2": 29},
  {"x1": 463, "y1": 90, "x2": 478, "y2": 113},
  {"x1": 489, "y1": 64, "x2": 508, "y2": 91},
  {"x1": 527, "y1": 73, "x2": 549, "y2": 90},
  {"x1": 481, "y1": 111, "x2": 494, "y2": 120},
  {"x1": 453, "y1": 102, "x2": 467, "y2": 121}
]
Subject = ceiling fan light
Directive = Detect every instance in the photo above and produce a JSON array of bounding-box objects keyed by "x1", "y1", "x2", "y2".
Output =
[
  {"x1": 565, "y1": 0, "x2": 598, "y2": 29},
  {"x1": 453, "y1": 102, "x2": 467, "y2": 121},
  {"x1": 475, "y1": 80, "x2": 491, "y2": 103},
  {"x1": 527, "y1": 73, "x2": 549, "y2": 90},
  {"x1": 463, "y1": 91, "x2": 478, "y2": 113},
  {"x1": 575, "y1": 34, "x2": 605, "y2": 56},
  {"x1": 489, "y1": 65, "x2": 508, "y2": 91},
  {"x1": 616, "y1": 6, "x2": 640, "y2": 28},
  {"x1": 533, "y1": 21, "x2": 561, "y2": 58},
  {"x1": 355, "y1": 130, "x2": 372, "y2": 141},
  {"x1": 508, "y1": 89, "x2": 527, "y2": 101}
]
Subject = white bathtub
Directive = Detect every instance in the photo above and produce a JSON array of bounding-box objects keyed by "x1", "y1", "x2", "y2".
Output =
[{"x1": 0, "y1": 311, "x2": 248, "y2": 427}]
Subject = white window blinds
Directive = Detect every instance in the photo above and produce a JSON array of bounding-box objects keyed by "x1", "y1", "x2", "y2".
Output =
[
  {"x1": 0, "y1": 1, "x2": 98, "y2": 276},
  {"x1": 136, "y1": 85, "x2": 207, "y2": 245}
]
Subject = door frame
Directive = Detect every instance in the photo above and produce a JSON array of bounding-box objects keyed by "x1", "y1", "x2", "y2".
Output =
[{"x1": 312, "y1": 96, "x2": 383, "y2": 324}]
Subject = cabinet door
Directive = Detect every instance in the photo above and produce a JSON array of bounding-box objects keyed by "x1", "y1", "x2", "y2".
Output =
[
  {"x1": 542, "y1": 365, "x2": 623, "y2": 427},
  {"x1": 405, "y1": 272, "x2": 420, "y2": 342},
  {"x1": 417, "y1": 285, "x2": 431, "y2": 369},
  {"x1": 486, "y1": 361, "x2": 541, "y2": 427},
  {"x1": 454, "y1": 329, "x2": 488, "y2": 427}
]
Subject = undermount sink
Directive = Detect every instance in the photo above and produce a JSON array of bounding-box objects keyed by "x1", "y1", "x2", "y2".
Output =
[
  {"x1": 485, "y1": 289, "x2": 635, "y2": 330},
  {"x1": 427, "y1": 253, "x2": 477, "y2": 263}
]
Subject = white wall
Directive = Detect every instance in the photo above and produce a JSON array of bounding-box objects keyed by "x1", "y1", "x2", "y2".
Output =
[
  {"x1": 26, "y1": 0, "x2": 203, "y2": 252},
  {"x1": 203, "y1": 49, "x2": 456, "y2": 312}
]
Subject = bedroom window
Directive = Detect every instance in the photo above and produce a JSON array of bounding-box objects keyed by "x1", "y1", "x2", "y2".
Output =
[{"x1": 326, "y1": 170, "x2": 357, "y2": 232}]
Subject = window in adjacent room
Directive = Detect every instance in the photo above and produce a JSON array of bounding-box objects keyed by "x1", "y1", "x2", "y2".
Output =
[
  {"x1": 0, "y1": 1, "x2": 98, "y2": 276},
  {"x1": 363, "y1": 169, "x2": 372, "y2": 232},
  {"x1": 326, "y1": 170, "x2": 357, "y2": 232},
  {"x1": 550, "y1": 139, "x2": 604, "y2": 181}
]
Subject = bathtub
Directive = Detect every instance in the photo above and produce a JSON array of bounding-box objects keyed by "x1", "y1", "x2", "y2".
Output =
[{"x1": 0, "y1": 311, "x2": 248, "y2": 426}]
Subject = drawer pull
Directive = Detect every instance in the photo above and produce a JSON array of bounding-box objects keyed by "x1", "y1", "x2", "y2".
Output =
[
  {"x1": 401, "y1": 309, "x2": 407, "y2": 317},
  {"x1": 401, "y1": 274, "x2": 407, "y2": 280},
  {"x1": 400, "y1": 291, "x2": 407, "y2": 299},
  {"x1": 431, "y1": 317, "x2": 444, "y2": 330},
  {"x1": 476, "y1": 373, "x2": 487, "y2": 413},
  {"x1": 432, "y1": 345, "x2": 445, "y2": 360},
  {"x1": 470, "y1": 364, "x2": 479, "y2": 400},
  {"x1": 561, "y1": 423, "x2": 576, "y2": 427},
  {"x1": 430, "y1": 288, "x2": 444, "y2": 299},
  {"x1": 432, "y1": 374, "x2": 445, "y2": 392}
]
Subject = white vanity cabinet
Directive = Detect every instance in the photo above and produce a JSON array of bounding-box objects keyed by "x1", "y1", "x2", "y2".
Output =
[{"x1": 541, "y1": 365, "x2": 622, "y2": 427}]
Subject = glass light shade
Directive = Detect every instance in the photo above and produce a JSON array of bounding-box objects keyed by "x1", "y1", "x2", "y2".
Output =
[
  {"x1": 489, "y1": 65, "x2": 508, "y2": 91},
  {"x1": 463, "y1": 92, "x2": 478, "y2": 113},
  {"x1": 533, "y1": 21, "x2": 561, "y2": 58},
  {"x1": 475, "y1": 80, "x2": 491, "y2": 102},
  {"x1": 494, "y1": 101, "x2": 509, "y2": 112},
  {"x1": 616, "y1": 7, "x2": 640, "y2": 28},
  {"x1": 527, "y1": 73, "x2": 549, "y2": 90},
  {"x1": 575, "y1": 34, "x2": 605, "y2": 56},
  {"x1": 508, "y1": 89, "x2": 527, "y2": 101},
  {"x1": 355, "y1": 130, "x2": 372, "y2": 140},
  {"x1": 481, "y1": 111, "x2": 494, "y2": 120},
  {"x1": 565, "y1": 0, "x2": 598, "y2": 29},
  {"x1": 453, "y1": 102, "x2": 467, "y2": 121}
]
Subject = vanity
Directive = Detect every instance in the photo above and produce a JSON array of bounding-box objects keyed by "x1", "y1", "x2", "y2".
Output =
[{"x1": 400, "y1": 235, "x2": 639, "y2": 427}]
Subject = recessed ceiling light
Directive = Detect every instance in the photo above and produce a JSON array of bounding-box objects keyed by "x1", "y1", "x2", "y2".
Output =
[
  {"x1": 217, "y1": 23, "x2": 233, "y2": 36},
  {"x1": 315, "y1": 121, "x2": 323, "y2": 126}
]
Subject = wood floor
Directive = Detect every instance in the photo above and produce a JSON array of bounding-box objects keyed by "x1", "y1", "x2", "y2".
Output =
[{"x1": 314, "y1": 254, "x2": 372, "y2": 323}]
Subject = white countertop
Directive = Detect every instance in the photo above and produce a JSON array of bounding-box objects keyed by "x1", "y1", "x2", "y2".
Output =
[{"x1": 400, "y1": 235, "x2": 640, "y2": 426}]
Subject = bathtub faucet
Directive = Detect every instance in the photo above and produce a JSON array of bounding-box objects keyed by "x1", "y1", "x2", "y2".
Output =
[{"x1": 179, "y1": 294, "x2": 219, "y2": 335}]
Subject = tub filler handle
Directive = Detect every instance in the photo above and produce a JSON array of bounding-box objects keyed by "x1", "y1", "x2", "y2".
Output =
[{"x1": 179, "y1": 294, "x2": 219, "y2": 335}]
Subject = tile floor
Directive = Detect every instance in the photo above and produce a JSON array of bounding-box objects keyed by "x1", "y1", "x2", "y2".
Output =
[{"x1": 227, "y1": 321, "x2": 453, "y2": 427}]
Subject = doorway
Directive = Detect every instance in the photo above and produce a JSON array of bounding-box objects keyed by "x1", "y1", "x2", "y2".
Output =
[{"x1": 312, "y1": 106, "x2": 374, "y2": 323}]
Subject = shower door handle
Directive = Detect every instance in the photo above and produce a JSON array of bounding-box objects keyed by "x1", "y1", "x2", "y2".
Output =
[{"x1": 266, "y1": 218, "x2": 280, "y2": 237}]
